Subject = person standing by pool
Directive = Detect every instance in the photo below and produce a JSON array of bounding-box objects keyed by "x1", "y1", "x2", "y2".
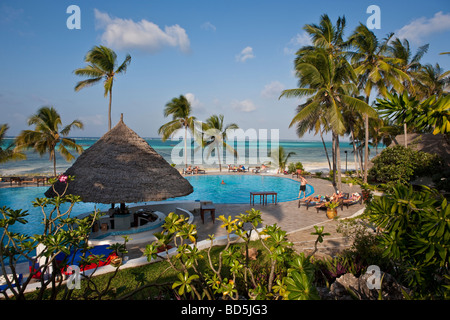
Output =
[{"x1": 298, "y1": 176, "x2": 308, "y2": 199}]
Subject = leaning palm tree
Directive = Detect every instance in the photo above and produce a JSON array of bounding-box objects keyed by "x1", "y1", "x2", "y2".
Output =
[
  {"x1": 0, "y1": 124, "x2": 26, "y2": 165},
  {"x1": 15, "y1": 106, "x2": 84, "y2": 176},
  {"x1": 202, "y1": 114, "x2": 239, "y2": 172},
  {"x1": 74, "y1": 45, "x2": 131, "y2": 131},
  {"x1": 158, "y1": 95, "x2": 197, "y2": 168},
  {"x1": 280, "y1": 48, "x2": 376, "y2": 191},
  {"x1": 348, "y1": 24, "x2": 410, "y2": 183},
  {"x1": 293, "y1": 99, "x2": 332, "y2": 173}
]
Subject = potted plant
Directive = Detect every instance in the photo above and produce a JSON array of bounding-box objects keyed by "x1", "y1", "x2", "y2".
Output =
[
  {"x1": 108, "y1": 237, "x2": 129, "y2": 267},
  {"x1": 325, "y1": 201, "x2": 339, "y2": 219}
]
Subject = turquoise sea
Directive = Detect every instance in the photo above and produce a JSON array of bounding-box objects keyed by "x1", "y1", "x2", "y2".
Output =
[{"x1": 1, "y1": 137, "x2": 383, "y2": 176}]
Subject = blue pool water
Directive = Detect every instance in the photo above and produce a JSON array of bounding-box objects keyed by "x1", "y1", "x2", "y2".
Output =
[{"x1": 0, "y1": 175, "x2": 313, "y2": 237}]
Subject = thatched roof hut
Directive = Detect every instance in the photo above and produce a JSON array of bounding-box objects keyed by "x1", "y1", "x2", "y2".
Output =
[{"x1": 45, "y1": 115, "x2": 193, "y2": 204}]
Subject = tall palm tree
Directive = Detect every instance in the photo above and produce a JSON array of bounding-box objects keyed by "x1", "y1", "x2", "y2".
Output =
[
  {"x1": 74, "y1": 45, "x2": 131, "y2": 131},
  {"x1": 388, "y1": 38, "x2": 429, "y2": 95},
  {"x1": 281, "y1": 48, "x2": 375, "y2": 191},
  {"x1": 0, "y1": 124, "x2": 26, "y2": 164},
  {"x1": 348, "y1": 24, "x2": 410, "y2": 182},
  {"x1": 413, "y1": 63, "x2": 450, "y2": 100},
  {"x1": 158, "y1": 95, "x2": 197, "y2": 168},
  {"x1": 293, "y1": 99, "x2": 332, "y2": 173},
  {"x1": 15, "y1": 106, "x2": 84, "y2": 176},
  {"x1": 202, "y1": 114, "x2": 239, "y2": 172}
]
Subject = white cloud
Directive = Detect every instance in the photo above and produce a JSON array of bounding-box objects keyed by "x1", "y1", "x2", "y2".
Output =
[
  {"x1": 235, "y1": 46, "x2": 255, "y2": 62},
  {"x1": 185, "y1": 93, "x2": 204, "y2": 110},
  {"x1": 284, "y1": 32, "x2": 312, "y2": 55},
  {"x1": 261, "y1": 81, "x2": 285, "y2": 99},
  {"x1": 395, "y1": 11, "x2": 450, "y2": 44},
  {"x1": 231, "y1": 99, "x2": 257, "y2": 112},
  {"x1": 94, "y1": 9, "x2": 190, "y2": 53},
  {"x1": 201, "y1": 21, "x2": 216, "y2": 32}
]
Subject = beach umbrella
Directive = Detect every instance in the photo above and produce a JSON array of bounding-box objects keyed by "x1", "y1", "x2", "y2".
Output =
[{"x1": 45, "y1": 114, "x2": 193, "y2": 204}]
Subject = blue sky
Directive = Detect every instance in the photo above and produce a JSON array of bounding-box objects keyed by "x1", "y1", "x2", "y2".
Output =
[{"x1": 1, "y1": 0, "x2": 449, "y2": 140}]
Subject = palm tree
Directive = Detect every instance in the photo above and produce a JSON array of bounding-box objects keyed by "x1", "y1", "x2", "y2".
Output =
[
  {"x1": 375, "y1": 91, "x2": 420, "y2": 147},
  {"x1": 348, "y1": 24, "x2": 411, "y2": 183},
  {"x1": 413, "y1": 63, "x2": 450, "y2": 100},
  {"x1": 202, "y1": 114, "x2": 239, "y2": 172},
  {"x1": 15, "y1": 106, "x2": 84, "y2": 176},
  {"x1": 281, "y1": 48, "x2": 375, "y2": 191},
  {"x1": 74, "y1": 45, "x2": 131, "y2": 131},
  {"x1": 388, "y1": 38, "x2": 429, "y2": 95},
  {"x1": 272, "y1": 146, "x2": 296, "y2": 174},
  {"x1": 293, "y1": 99, "x2": 332, "y2": 173},
  {"x1": 158, "y1": 95, "x2": 197, "y2": 168},
  {"x1": 0, "y1": 124, "x2": 26, "y2": 164}
]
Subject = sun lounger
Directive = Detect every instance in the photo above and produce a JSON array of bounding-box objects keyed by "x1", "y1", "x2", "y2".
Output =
[{"x1": 342, "y1": 193, "x2": 362, "y2": 208}]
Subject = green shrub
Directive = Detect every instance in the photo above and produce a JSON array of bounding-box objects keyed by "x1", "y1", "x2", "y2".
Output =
[{"x1": 369, "y1": 145, "x2": 443, "y2": 184}]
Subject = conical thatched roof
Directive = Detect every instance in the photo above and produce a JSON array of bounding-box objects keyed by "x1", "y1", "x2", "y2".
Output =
[{"x1": 45, "y1": 115, "x2": 193, "y2": 203}]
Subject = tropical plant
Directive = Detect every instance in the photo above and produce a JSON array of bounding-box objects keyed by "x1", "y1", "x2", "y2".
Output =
[
  {"x1": 368, "y1": 145, "x2": 442, "y2": 187},
  {"x1": 74, "y1": 45, "x2": 131, "y2": 131},
  {"x1": 201, "y1": 114, "x2": 239, "y2": 172},
  {"x1": 281, "y1": 47, "x2": 375, "y2": 191},
  {"x1": 366, "y1": 184, "x2": 450, "y2": 298},
  {"x1": 388, "y1": 37, "x2": 429, "y2": 96},
  {"x1": 413, "y1": 63, "x2": 450, "y2": 100},
  {"x1": 0, "y1": 176, "x2": 126, "y2": 300},
  {"x1": 158, "y1": 95, "x2": 197, "y2": 168},
  {"x1": 349, "y1": 24, "x2": 411, "y2": 183},
  {"x1": 0, "y1": 124, "x2": 26, "y2": 165},
  {"x1": 375, "y1": 91, "x2": 420, "y2": 147},
  {"x1": 415, "y1": 94, "x2": 450, "y2": 135},
  {"x1": 15, "y1": 106, "x2": 84, "y2": 176},
  {"x1": 143, "y1": 208, "x2": 324, "y2": 300},
  {"x1": 272, "y1": 146, "x2": 296, "y2": 173}
]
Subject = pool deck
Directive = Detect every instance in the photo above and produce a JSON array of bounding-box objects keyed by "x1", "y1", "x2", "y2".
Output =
[{"x1": 125, "y1": 174, "x2": 364, "y2": 259}]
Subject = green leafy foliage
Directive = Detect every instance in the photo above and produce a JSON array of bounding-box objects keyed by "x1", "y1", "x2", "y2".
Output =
[
  {"x1": 369, "y1": 145, "x2": 443, "y2": 185},
  {"x1": 366, "y1": 184, "x2": 450, "y2": 297}
]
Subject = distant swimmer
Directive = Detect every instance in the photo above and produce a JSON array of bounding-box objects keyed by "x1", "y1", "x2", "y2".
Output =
[{"x1": 221, "y1": 180, "x2": 225, "y2": 184}]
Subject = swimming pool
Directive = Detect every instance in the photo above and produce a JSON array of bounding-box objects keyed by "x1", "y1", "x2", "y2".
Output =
[{"x1": 0, "y1": 175, "x2": 313, "y2": 237}]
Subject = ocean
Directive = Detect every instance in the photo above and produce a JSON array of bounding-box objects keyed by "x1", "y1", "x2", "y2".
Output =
[{"x1": 1, "y1": 137, "x2": 383, "y2": 176}]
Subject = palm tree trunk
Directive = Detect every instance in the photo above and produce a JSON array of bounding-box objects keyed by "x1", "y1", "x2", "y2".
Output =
[
  {"x1": 51, "y1": 149, "x2": 56, "y2": 177},
  {"x1": 331, "y1": 134, "x2": 336, "y2": 188},
  {"x1": 108, "y1": 87, "x2": 113, "y2": 131},
  {"x1": 350, "y1": 127, "x2": 359, "y2": 178},
  {"x1": 364, "y1": 113, "x2": 369, "y2": 183},
  {"x1": 320, "y1": 128, "x2": 332, "y2": 173},
  {"x1": 336, "y1": 134, "x2": 342, "y2": 192},
  {"x1": 404, "y1": 122, "x2": 408, "y2": 148}
]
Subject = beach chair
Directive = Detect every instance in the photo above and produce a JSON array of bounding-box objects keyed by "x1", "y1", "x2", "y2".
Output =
[
  {"x1": 342, "y1": 192, "x2": 363, "y2": 208},
  {"x1": 252, "y1": 166, "x2": 261, "y2": 173},
  {"x1": 299, "y1": 195, "x2": 326, "y2": 209}
]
